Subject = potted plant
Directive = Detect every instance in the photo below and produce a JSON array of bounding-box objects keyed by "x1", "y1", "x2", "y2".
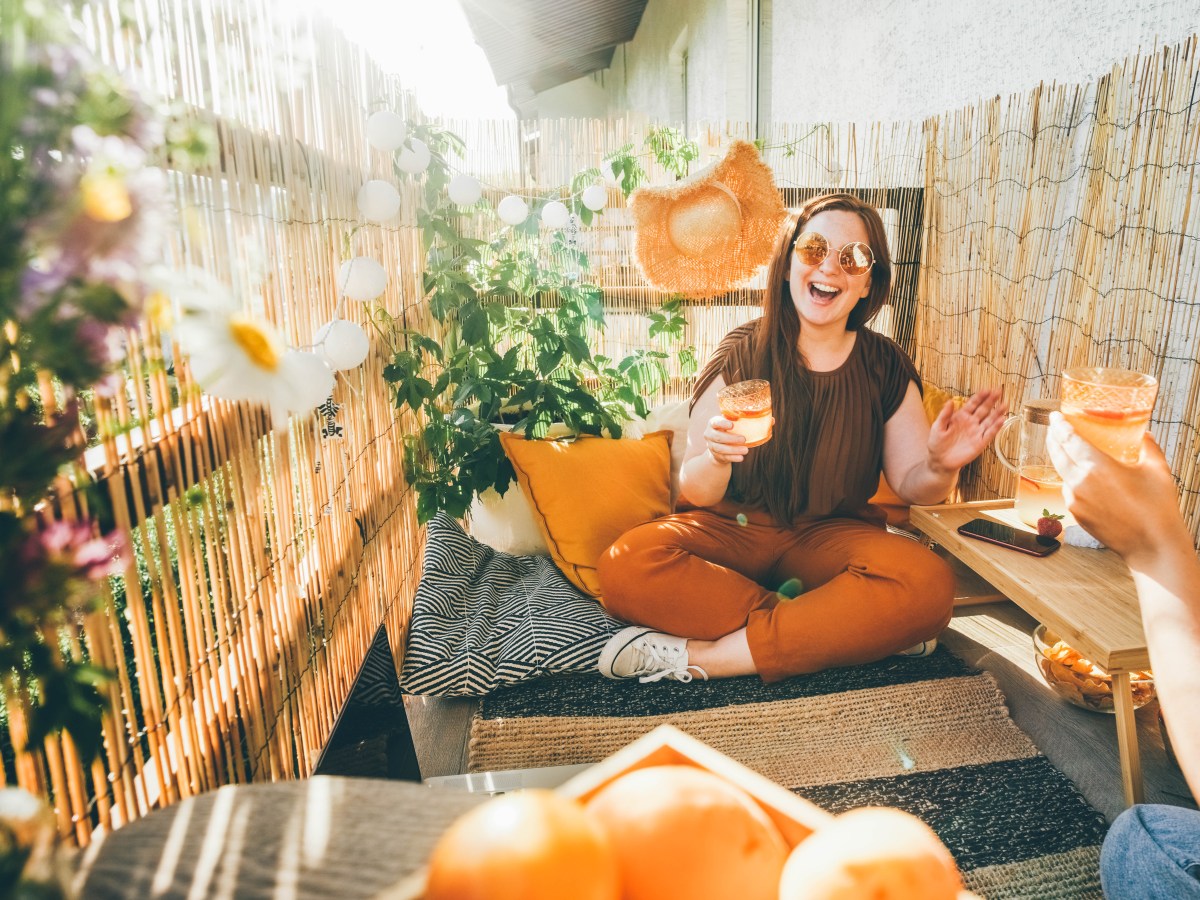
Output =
[{"x1": 379, "y1": 125, "x2": 697, "y2": 522}]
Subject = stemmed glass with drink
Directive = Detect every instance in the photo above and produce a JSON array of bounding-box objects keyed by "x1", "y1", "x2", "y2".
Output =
[{"x1": 997, "y1": 369, "x2": 1157, "y2": 528}]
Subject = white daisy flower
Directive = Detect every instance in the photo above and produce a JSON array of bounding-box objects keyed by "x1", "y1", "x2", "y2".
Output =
[{"x1": 175, "y1": 282, "x2": 333, "y2": 431}]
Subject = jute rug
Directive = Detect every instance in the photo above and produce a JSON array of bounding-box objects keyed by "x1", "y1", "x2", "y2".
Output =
[{"x1": 468, "y1": 649, "x2": 1108, "y2": 900}]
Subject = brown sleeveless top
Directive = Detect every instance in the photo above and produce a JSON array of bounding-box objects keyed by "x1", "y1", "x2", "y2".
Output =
[{"x1": 688, "y1": 319, "x2": 920, "y2": 526}]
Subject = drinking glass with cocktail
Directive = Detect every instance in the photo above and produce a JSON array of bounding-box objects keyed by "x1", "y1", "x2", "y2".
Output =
[
  {"x1": 1059, "y1": 368, "x2": 1158, "y2": 465},
  {"x1": 717, "y1": 379, "x2": 773, "y2": 447}
]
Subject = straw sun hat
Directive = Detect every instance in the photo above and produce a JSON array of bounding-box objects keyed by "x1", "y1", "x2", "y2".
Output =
[{"x1": 629, "y1": 140, "x2": 787, "y2": 298}]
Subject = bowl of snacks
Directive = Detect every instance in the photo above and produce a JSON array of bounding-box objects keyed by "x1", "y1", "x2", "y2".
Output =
[{"x1": 1032, "y1": 624, "x2": 1154, "y2": 713}]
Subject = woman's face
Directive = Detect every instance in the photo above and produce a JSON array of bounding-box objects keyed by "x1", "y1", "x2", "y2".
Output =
[{"x1": 786, "y1": 209, "x2": 873, "y2": 331}]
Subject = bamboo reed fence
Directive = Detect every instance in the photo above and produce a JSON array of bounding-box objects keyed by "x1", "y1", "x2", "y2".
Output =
[
  {"x1": 4, "y1": 0, "x2": 1198, "y2": 846},
  {"x1": 916, "y1": 36, "x2": 1200, "y2": 522}
]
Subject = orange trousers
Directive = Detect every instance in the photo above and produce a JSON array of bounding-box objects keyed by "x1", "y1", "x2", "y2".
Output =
[{"x1": 597, "y1": 509, "x2": 955, "y2": 682}]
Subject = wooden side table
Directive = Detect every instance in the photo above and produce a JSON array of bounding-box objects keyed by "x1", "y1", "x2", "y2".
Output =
[{"x1": 910, "y1": 500, "x2": 1150, "y2": 807}]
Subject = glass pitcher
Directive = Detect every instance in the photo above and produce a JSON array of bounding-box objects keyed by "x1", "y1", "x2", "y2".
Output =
[{"x1": 993, "y1": 398, "x2": 1072, "y2": 527}]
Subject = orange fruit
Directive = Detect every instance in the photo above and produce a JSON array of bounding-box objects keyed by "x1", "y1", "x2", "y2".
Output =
[
  {"x1": 424, "y1": 789, "x2": 620, "y2": 900},
  {"x1": 584, "y1": 765, "x2": 789, "y2": 900},
  {"x1": 778, "y1": 806, "x2": 962, "y2": 900}
]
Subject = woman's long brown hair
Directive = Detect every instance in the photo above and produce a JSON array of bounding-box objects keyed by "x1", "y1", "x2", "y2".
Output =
[{"x1": 737, "y1": 193, "x2": 894, "y2": 522}]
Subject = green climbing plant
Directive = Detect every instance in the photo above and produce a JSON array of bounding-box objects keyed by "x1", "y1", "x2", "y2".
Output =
[{"x1": 378, "y1": 124, "x2": 697, "y2": 523}]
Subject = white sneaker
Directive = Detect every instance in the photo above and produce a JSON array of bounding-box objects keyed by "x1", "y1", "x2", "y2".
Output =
[
  {"x1": 598, "y1": 627, "x2": 709, "y2": 683},
  {"x1": 896, "y1": 637, "x2": 938, "y2": 658}
]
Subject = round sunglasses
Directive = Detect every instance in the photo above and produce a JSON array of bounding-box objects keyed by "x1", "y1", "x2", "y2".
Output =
[{"x1": 792, "y1": 231, "x2": 875, "y2": 276}]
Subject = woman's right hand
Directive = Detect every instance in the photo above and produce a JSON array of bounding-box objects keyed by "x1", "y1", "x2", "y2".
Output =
[{"x1": 704, "y1": 415, "x2": 751, "y2": 465}]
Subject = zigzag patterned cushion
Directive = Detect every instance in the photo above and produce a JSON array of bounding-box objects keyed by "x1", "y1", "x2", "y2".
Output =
[{"x1": 401, "y1": 513, "x2": 625, "y2": 696}]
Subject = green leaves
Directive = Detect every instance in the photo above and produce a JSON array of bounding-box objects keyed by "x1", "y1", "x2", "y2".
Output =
[
  {"x1": 645, "y1": 127, "x2": 700, "y2": 179},
  {"x1": 395, "y1": 375, "x2": 434, "y2": 414},
  {"x1": 678, "y1": 345, "x2": 699, "y2": 378},
  {"x1": 459, "y1": 300, "x2": 488, "y2": 345},
  {"x1": 619, "y1": 348, "x2": 670, "y2": 398},
  {"x1": 562, "y1": 333, "x2": 590, "y2": 365},
  {"x1": 392, "y1": 125, "x2": 694, "y2": 523},
  {"x1": 0, "y1": 402, "x2": 83, "y2": 507},
  {"x1": 646, "y1": 296, "x2": 688, "y2": 342},
  {"x1": 644, "y1": 298, "x2": 697, "y2": 378},
  {"x1": 601, "y1": 145, "x2": 646, "y2": 198},
  {"x1": 406, "y1": 332, "x2": 444, "y2": 361},
  {"x1": 23, "y1": 655, "x2": 113, "y2": 764},
  {"x1": 578, "y1": 284, "x2": 604, "y2": 322},
  {"x1": 383, "y1": 340, "x2": 441, "y2": 414},
  {"x1": 418, "y1": 208, "x2": 462, "y2": 250},
  {"x1": 403, "y1": 410, "x2": 513, "y2": 521}
]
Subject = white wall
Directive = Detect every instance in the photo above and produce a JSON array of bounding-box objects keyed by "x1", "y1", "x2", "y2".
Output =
[
  {"x1": 522, "y1": 78, "x2": 610, "y2": 120},
  {"x1": 520, "y1": 0, "x2": 1200, "y2": 126},
  {"x1": 524, "y1": 0, "x2": 753, "y2": 125},
  {"x1": 768, "y1": 0, "x2": 1200, "y2": 123}
]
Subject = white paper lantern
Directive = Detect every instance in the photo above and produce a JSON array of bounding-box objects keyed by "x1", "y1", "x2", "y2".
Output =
[
  {"x1": 540, "y1": 200, "x2": 569, "y2": 228},
  {"x1": 337, "y1": 257, "x2": 387, "y2": 302},
  {"x1": 497, "y1": 194, "x2": 529, "y2": 226},
  {"x1": 287, "y1": 350, "x2": 336, "y2": 410},
  {"x1": 397, "y1": 137, "x2": 431, "y2": 174},
  {"x1": 314, "y1": 319, "x2": 370, "y2": 371},
  {"x1": 447, "y1": 174, "x2": 482, "y2": 206},
  {"x1": 365, "y1": 111, "x2": 407, "y2": 152},
  {"x1": 356, "y1": 180, "x2": 401, "y2": 222},
  {"x1": 582, "y1": 184, "x2": 607, "y2": 211}
]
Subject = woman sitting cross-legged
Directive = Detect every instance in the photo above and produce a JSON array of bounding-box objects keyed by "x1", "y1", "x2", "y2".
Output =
[{"x1": 596, "y1": 192, "x2": 1007, "y2": 684}]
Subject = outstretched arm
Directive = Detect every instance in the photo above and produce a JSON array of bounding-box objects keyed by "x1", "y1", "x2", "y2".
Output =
[
  {"x1": 1048, "y1": 412, "x2": 1200, "y2": 801},
  {"x1": 883, "y1": 382, "x2": 1007, "y2": 506}
]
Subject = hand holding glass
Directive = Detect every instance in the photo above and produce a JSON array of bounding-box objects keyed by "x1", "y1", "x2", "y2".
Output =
[
  {"x1": 717, "y1": 380, "x2": 773, "y2": 447},
  {"x1": 1059, "y1": 368, "x2": 1158, "y2": 464}
]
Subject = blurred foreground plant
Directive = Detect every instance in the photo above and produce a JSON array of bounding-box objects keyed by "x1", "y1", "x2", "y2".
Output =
[{"x1": 0, "y1": 1, "x2": 190, "y2": 769}]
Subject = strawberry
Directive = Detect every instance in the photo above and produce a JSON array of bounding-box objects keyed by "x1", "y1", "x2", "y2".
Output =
[{"x1": 1037, "y1": 509, "x2": 1065, "y2": 539}]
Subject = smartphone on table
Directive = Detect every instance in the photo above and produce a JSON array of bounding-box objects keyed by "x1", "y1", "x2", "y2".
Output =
[{"x1": 957, "y1": 518, "x2": 1061, "y2": 557}]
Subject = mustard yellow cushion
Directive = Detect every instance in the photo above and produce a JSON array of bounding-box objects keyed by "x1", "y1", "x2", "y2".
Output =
[
  {"x1": 499, "y1": 431, "x2": 672, "y2": 597},
  {"x1": 870, "y1": 385, "x2": 962, "y2": 525}
]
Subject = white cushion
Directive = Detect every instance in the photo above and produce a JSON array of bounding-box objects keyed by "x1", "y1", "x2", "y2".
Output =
[
  {"x1": 468, "y1": 482, "x2": 551, "y2": 555},
  {"x1": 624, "y1": 398, "x2": 690, "y2": 506}
]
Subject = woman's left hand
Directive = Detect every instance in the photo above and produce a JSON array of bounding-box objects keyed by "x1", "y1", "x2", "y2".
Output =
[{"x1": 927, "y1": 387, "x2": 1008, "y2": 473}]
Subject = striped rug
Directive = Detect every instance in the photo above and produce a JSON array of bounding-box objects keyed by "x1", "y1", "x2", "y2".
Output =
[{"x1": 468, "y1": 649, "x2": 1108, "y2": 899}]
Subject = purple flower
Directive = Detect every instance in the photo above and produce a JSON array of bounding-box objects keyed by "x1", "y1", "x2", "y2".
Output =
[
  {"x1": 31, "y1": 87, "x2": 59, "y2": 107},
  {"x1": 26, "y1": 42, "x2": 162, "y2": 152},
  {"x1": 24, "y1": 519, "x2": 129, "y2": 582},
  {"x1": 93, "y1": 371, "x2": 124, "y2": 398},
  {"x1": 22, "y1": 129, "x2": 172, "y2": 315},
  {"x1": 18, "y1": 265, "x2": 70, "y2": 316},
  {"x1": 75, "y1": 319, "x2": 126, "y2": 367},
  {"x1": 74, "y1": 528, "x2": 130, "y2": 580},
  {"x1": 34, "y1": 520, "x2": 84, "y2": 556}
]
